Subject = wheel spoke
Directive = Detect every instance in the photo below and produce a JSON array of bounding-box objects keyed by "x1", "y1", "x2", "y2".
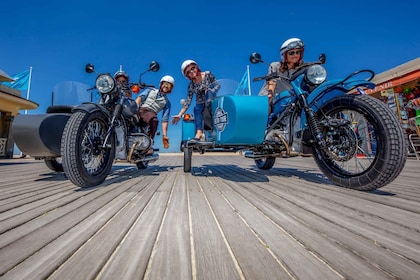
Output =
[
  {"x1": 323, "y1": 109, "x2": 378, "y2": 175},
  {"x1": 80, "y1": 119, "x2": 108, "y2": 175}
]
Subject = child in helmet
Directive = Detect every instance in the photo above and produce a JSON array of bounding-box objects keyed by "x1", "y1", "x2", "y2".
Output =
[
  {"x1": 136, "y1": 75, "x2": 174, "y2": 152},
  {"x1": 259, "y1": 37, "x2": 305, "y2": 104},
  {"x1": 171, "y1": 60, "x2": 217, "y2": 142}
]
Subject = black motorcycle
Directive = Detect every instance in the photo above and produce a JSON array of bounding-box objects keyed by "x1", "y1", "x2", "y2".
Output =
[{"x1": 12, "y1": 61, "x2": 160, "y2": 188}]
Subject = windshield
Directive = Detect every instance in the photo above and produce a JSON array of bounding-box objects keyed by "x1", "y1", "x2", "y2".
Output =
[
  {"x1": 51, "y1": 81, "x2": 98, "y2": 105},
  {"x1": 209, "y1": 79, "x2": 250, "y2": 98}
]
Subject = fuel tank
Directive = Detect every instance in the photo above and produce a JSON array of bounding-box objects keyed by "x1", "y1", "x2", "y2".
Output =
[{"x1": 12, "y1": 113, "x2": 71, "y2": 157}]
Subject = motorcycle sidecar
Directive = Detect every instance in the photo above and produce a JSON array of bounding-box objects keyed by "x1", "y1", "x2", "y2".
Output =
[
  {"x1": 12, "y1": 113, "x2": 71, "y2": 158},
  {"x1": 183, "y1": 94, "x2": 268, "y2": 172}
]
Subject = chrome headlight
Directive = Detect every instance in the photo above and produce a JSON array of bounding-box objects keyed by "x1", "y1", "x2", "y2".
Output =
[
  {"x1": 95, "y1": 74, "x2": 115, "y2": 94},
  {"x1": 306, "y1": 65, "x2": 327, "y2": 85}
]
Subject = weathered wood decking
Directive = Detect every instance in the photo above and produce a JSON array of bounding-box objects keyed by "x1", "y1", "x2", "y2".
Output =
[{"x1": 0, "y1": 154, "x2": 419, "y2": 280}]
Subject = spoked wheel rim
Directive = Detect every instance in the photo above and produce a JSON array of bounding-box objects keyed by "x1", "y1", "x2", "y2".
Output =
[
  {"x1": 318, "y1": 109, "x2": 378, "y2": 176},
  {"x1": 80, "y1": 119, "x2": 110, "y2": 176}
]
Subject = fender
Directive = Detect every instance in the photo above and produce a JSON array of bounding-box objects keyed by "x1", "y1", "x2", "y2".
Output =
[
  {"x1": 306, "y1": 79, "x2": 375, "y2": 105},
  {"x1": 300, "y1": 79, "x2": 376, "y2": 128},
  {"x1": 72, "y1": 102, "x2": 111, "y2": 118}
]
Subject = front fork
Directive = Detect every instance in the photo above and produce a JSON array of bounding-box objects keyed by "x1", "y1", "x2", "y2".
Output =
[
  {"x1": 102, "y1": 99, "x2": 124, "y2": 148},
  {"x1": 299, "y1": 94, "x2": 326, "y2": 147}
]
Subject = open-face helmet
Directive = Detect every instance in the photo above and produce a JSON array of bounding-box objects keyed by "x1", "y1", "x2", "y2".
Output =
[
  {"x1": 160, "y1": 75, "x2": 175, "y2": 87},
  {"x1": 160, "y1": 75, "x2": 175, "y2": 93},
  {"x1": 114, "y1": 65, "x2": 129, "y2": 82},
  {"x1": 181, "y1": 59, "x2": 199, "y2": 76},
  {"x1": 280, "y1": 38, "x2": 305, "y2": 58}
]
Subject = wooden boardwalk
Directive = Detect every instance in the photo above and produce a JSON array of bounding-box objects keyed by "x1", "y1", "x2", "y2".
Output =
[{"x1": 0, "y1": 154, "x2": 419, "y2": 280}]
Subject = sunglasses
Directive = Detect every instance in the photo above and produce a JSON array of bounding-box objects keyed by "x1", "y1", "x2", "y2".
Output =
[
  {"x1": 186, "y1": 66, "x2": 197, "y2": 75},
  {"x1": 161, "y1": 81, "x2": 173, "y2": 87},
  {"x1": 287, "y1": 50, "x2": 303, "y2": 56}
]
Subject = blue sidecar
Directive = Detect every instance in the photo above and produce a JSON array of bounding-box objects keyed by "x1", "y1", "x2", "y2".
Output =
[
  {"x1": 181, "y1": 52, "x2": 407, "y2": 192},
  {"x1": 181, "y1": 79, "x2": 269, "y2": 171}
]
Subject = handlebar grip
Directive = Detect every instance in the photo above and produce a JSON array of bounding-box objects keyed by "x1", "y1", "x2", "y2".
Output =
[{"x1": 252, "y1": 77, "x2": 266, "y2": 82}]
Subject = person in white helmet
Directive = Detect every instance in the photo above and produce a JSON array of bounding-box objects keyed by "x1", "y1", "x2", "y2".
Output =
[
  {"x1": 171, "y1": 59, "x2": 217, "y2": 142},
  {"x1": 259, "y1": 38, "x2": 305, "y2": 105},
  {"x1": 135, "y1": 75, "x2": 174, "y2": 152},
  {"x1": 114, "y1": 65, "x2": 132, "y2": 98}
]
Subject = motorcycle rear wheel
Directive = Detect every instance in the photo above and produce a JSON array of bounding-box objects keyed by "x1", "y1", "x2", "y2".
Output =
[
  {"x1": 44, "y1": 158, "x2": 63, "y2": 172},
  {"x1": 313, "y1": 94, "x2": 407, "y2": 191},
  {"x1": 136, "y1": 161, "x2": 148, "y2": 169},
  {"x1": 61, "y1": 111, "x2": 115, "y2": 188},
  {"x1": 255, "y1": 157, "x2": 276, "y2": 170}
]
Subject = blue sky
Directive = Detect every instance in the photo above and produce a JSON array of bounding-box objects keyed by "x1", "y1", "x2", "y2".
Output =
[{"x1": 2, "y1": 0, "x2": 419, "y2": 152}]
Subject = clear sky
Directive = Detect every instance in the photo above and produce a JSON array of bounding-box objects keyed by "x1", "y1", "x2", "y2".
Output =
[{"x1": 2, "y1": 0, "x2": 419, "y2": 152}]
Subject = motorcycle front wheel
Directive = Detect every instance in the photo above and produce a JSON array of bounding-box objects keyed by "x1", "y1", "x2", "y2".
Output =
[
  {"x1": 61, "y1": 111, "x2": 115, "y2": 188},
  {"x1": 313, "y1": 94, "x2": 407, "y2": 191}
]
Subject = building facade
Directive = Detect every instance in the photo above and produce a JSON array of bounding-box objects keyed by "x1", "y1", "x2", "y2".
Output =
[{"x1": 0, "y1": 83, "x2": 38, "y2": 158}]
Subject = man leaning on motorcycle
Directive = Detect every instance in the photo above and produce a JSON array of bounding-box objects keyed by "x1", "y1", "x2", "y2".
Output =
[{"x1": 135, "y1": 75, "x2": 174, "y2": 154}]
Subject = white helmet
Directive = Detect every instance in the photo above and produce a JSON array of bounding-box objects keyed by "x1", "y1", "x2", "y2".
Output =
[
  {"x1": 160, "y1": 75, "x2": 175, "y2": 87},
  {"x1": 181, "y1": 59, "x2": 197, "y2": 76},
  {"x1": 114, "y1": 65, "x2": 129, "y2": 81},
  {"x1": 280, "y1": 38, "x2": 305, "y2": 57}
]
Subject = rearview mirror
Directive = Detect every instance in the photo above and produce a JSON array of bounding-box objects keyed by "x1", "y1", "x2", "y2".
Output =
[
  {"x1": 249, "y1": 52, "x2": 263, "y2": 64},
  {"x1": 149, "y1": 61, "x2": 160, "y2": 72},
  {"x1": 85, "y1": 63, "x2": 95, "y2": 73},
  {"x1": 319, "y1": 54, "x2": 326, "y2": 64}
]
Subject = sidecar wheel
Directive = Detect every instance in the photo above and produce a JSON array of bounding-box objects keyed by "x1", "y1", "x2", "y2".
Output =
[
  {"x1": 136, "y1": 161, "x2": 148, "y2": 169},
  {"x1": 184, "y1": 147, "x2": 192, "y2": 172},
  {"x1": 313, "y1": 94, "x2": 407, "y2": 191},
  {"x1": 180, "y1": 140, "x2": 187, "y2": 152},
  {"x1": 44, "y1": 158, "x2": 63, "y2": 172},
  {"x1": 255, "y1": 157, "x2": 276, "y2": 170},
  {"x1": 61, "y1": 111, "x2": 115, "y2": 188}
]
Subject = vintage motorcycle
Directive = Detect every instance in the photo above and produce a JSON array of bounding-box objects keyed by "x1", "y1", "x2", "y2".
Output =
[
  {"x1": 12, "y1": 61, "x2": 161, "y2": 188},
  {"x1": 181, "y1": 53, "x2": 407, "y2": 191}
]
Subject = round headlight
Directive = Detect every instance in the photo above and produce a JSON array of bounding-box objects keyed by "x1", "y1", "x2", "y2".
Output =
[
  {"x1": 306, "y1": 65, "x2": 327, "y2": 85},
  {"x1": 95, "y1": 74, "x2": 115, "y2": 94}
]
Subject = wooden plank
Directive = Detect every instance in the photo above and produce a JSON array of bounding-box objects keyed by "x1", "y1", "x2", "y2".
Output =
[
  {"x1": 0, "y1": 155, "x2": 419, "y2": 279},
  {"x1": 204, "y1": 175, "x2": 343, "y2": 279},
  {"x1": 185, "y1": 172, "x2": 245, "y2": 280},
  {"x1": 142, "y1": 170, "x2": 193, "y2": 280},
  {"x1": 1, "y1": 166, "x2": 165, "y2": 279},
  {"x1": 47, "y1": 169, "x2": 173, "y2": 279},
  {"x1": 0, "y1": 171, "x2": 152, "y2": 275},
  {"x1": 192, "y1": 156, "x2": 420, "y2": 279}
]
